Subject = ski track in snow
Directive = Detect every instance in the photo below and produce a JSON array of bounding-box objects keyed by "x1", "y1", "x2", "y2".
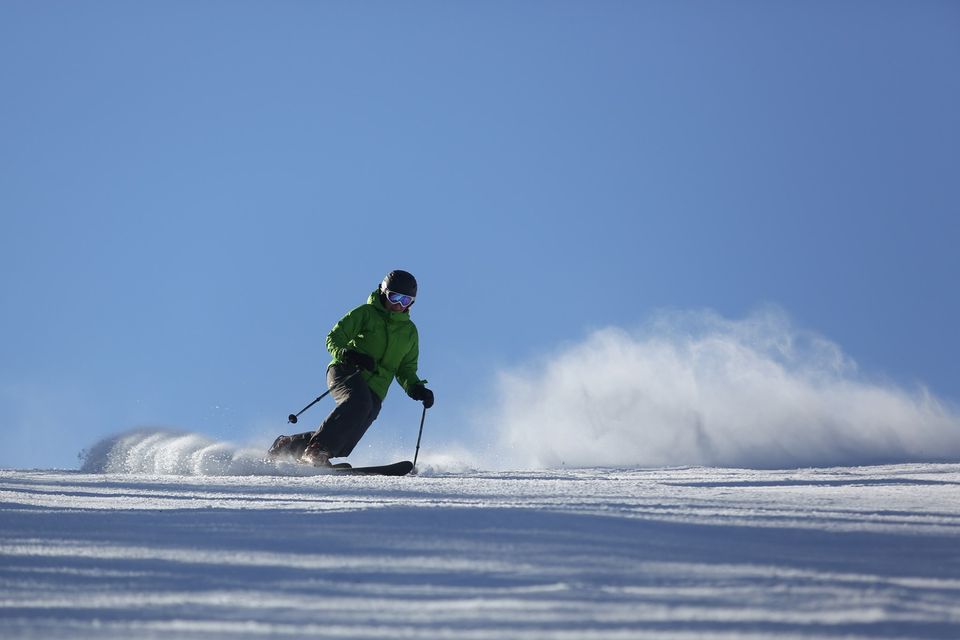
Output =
[{"x1": 2, "y1": 464, "x2": 960, "y2": 639}]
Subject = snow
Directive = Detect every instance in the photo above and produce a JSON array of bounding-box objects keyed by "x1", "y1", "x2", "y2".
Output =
[
  {"x1": 490, "y1": 310, "x2": 960, "y2": 470},
  {"x1": 2, "y1": 437, "x2": 960, "y2": 639}
]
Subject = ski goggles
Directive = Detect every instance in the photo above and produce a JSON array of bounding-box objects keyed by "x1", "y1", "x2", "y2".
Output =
[{"x1": 385, "y1": 290, "x2": 415, "y2": 307}]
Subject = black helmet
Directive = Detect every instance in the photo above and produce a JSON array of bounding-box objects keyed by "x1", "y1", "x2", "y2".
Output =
[{"x1": 380, "y1": 270, "x2": 417, "y2": 297}]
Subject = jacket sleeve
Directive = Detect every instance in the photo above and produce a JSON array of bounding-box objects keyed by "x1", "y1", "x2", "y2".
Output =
[
  {"x1": 396, "y1": 326, "x2": 426, "y2": 395},
  {"x1": 326, "y1": 305, "x2": 368, "y2": 362}
]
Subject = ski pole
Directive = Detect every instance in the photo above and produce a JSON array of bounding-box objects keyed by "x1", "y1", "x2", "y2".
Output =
[
  {"x1": 287, "y1": 369, "x2": 361, "y2": 424},
  {"x1": 412, "y1": 404, "x2": 427, "y2": 473}
]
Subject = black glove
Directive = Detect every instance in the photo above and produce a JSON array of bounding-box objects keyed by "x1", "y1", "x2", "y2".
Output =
[
  {"x1": 410, "y1": 384, "x2": 434, "y2": 409},
  {"x1": 341, "y1": 349, "x2": 376, "y2": 372}
]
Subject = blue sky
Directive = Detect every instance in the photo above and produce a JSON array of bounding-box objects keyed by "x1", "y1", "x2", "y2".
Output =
[{"x1": 2, "y1": 1, "x2": 958, "y2": 469}]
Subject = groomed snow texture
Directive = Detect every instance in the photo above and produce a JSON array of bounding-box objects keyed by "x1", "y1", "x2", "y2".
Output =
[{"x1": 3, "y1": 462, "x2": 960, "y2": 639}]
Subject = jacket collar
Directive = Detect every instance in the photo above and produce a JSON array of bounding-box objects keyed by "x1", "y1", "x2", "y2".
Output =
[{"x1": 367, "y1": 289, "x2": 411, "y2": 321}]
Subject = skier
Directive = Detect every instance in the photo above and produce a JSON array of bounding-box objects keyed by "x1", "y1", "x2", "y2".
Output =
[{"x1": 268, "y1": 270, "x2": 434, "y2": 467}]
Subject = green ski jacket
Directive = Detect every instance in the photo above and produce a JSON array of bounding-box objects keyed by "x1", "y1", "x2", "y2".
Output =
[{"x1": 325, "y1": 289, "x2": 426, "y2": 401}]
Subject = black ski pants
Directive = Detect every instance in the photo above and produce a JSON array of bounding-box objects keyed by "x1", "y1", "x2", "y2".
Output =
[{"x1": 285, "y1": 364, "x2": 383, "y2": 459}]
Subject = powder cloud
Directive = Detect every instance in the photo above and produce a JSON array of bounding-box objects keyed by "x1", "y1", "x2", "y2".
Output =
[{"x1": 491, "y1": 309, "x2": 960, "y2": 469}]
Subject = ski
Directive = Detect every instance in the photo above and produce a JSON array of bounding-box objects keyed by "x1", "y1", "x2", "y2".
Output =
[
  {"x1": 331, "y1": 461, "x2": 414, "y2": 476},
  {"x1": 268, "y1": 454, "x2": 412, "y2": 476}
]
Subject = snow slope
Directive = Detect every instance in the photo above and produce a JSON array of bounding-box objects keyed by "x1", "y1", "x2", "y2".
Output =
[{"x1": 2, "y1": 456, "x2": 960, "y2": 638}]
